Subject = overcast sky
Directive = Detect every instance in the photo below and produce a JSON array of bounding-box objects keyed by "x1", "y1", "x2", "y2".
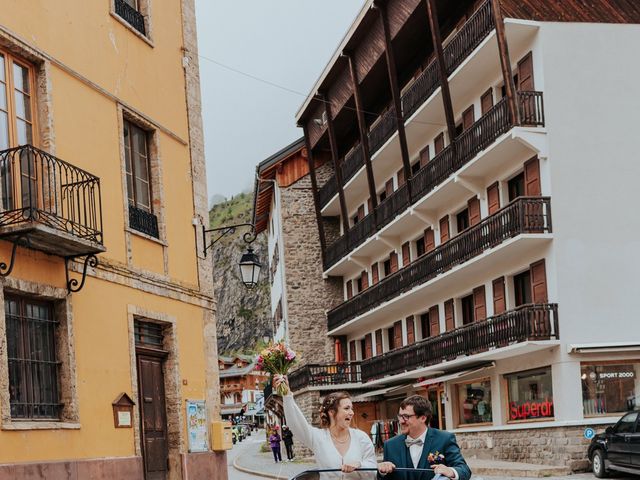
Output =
[{"x1": 195, "y1": 0, "x2": 364, "y2": 201}]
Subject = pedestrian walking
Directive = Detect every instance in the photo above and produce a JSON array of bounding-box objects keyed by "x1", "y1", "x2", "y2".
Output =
[
  {"x1": 269, "y1": 426, "x2": 282, "y2": 463},
  {"x1": 282, "y1": 425, "x2": 295, "y2": 461}
]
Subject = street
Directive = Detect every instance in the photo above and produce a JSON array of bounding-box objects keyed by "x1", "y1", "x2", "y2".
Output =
[{"x1": 227, "y1": 432, "x2": 267, "y2": 480}]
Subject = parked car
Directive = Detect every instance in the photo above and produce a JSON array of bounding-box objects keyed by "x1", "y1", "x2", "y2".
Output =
[{"x1": 588, "y1": 410, "x2": 640, "y2": 477}]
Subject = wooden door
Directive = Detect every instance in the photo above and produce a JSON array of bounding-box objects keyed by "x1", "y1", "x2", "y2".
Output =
[
  {"x1": 473, "y1": 286, "x2": 487, "y2": 321},
  {"x1": 402, "y1": 242, "x2": 411, "y2": 267},
  {"x1": 361, "y1": 270, "x2": 369, "y2": 290},
  {"x1": 385, "y1": 178, "x2": 394, "y2": 197},
  {"x1": 444, "y1": 299, "x2": 455, "y2": 331},
  {"x1": 371, "y1": 263, "x2": 379, "y2": 285},
  {"x1": 397, "y1": 168, "x2": 405, "y2": 187},
  {"x1": 346, "y1": 280, "x2": 353, "y2": 299},
  {"x1": 357, "y1": 204, "x2": 365, "y2": 222},
  {"x1": 524, "y1": 157, "x2": 541, "y2": 196},
  {"x1": 390, "y1": 252, "x2": 398, "y2": 273},
  {"x1": 429, "y1": 305, "x2": 440, "y2": 336},
  {"x1": 406, "y1": 316, "x2": 415, "y2": 344},
  {"x1": 137, "y1": 354, "x2": 169, "y2": 480},
  {"x1": 462, "y1": 105, "x2": 475, "y2": 131},
  {"x1": 492, "y1": 277, "x2": 506, "y2": 314},
  {"x1": 419, "y1": 146, "x2": 430, "y2": 167},
  {"x1": 487, "y1": 183, "x2": 500, "y2": 215},
  {"x1": 517, "y1": 52, "x2": 534, "y2": 90},
  {"x1": 364, "y1": 334, "x2": 373, "y2": 359},
  {"x1": 349, "y1": 340, "x2": 357, "y2": 362},
  {"x1": 468, "y1": 197, "x2": 481, "y2": 226},
  {"x1": 439, "y1": 216, "x2": 450, "y2": 243},
  {"x1": 375, "y1": 329, "x2": 383, "y2": 355},
  {"x1": 481, "y1": 88, "x2": 494, "y2": 115},
  {"x1": 424, "y1": 228, "x2": 435, "y2": 252},
  {"x1": 530, "y1": 260, "x2": 548, "y2": 302},
  {"x1": 434, "y1": 132, "x2": 445, "y2": 155},
  {"x1": 393, "y1": 321, "x2": 403, "y2": 349}
]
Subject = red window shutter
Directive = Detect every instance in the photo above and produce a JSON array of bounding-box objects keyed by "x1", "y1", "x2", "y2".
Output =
[
  {"x1": 375, "y1": 329, "x2": 383, "y2": 355},
  {"x1": 367, "y1": 197, "x2": 373, "y2": 214},
  {"x1": 402, "y1": 242, "x2": 411, "y2": 267},
  {"x1": 524, "y1": 156, "x2": 541, "y2": 196},
  {"x1": 429, "y1": 305, "x2": 440, "y2": 336},
  {"x1": 517, "y1": 51, "x2": 534, "y2": 91},
  {"x1": 385, "y1": 179, "x2": 394, "y2": 197},
  {"x1": 487, "y1": 182, "x2": 500, "y2": 215},
  {"x1": 481, "y1": 88, "x2": 494, "y2": 115},
  {"x1": 393, "y1": 321, "x2": 403, "y2": 348},
  {"x1": 334, "y1": 338, "x2": 345, "y2": 362},
  {"x1": 473, "y1": 286, "x2": 487, "y2": 321},
  {"x1": 419, "y1": 145, "x2": 430, "y2": 167},
  {"x1": 361, "y1": 270, "x2": 369, "y2": 290},
  {"x1": 424, "y1": 228, "x2": 435, "y2": 252},
  {"x1": 492, "y1": 277, "x2": 506, "y2": 314},
  {"x1": 444, "y1": 299, "x2": 455, "y2": 331},
  {"x1": 364, "y1": 334, "x2": 373, "y2": 359},
  {"x1": 434, "y1": 132, "x2": 445, "y2": 155},
  {"x1": 357, "y1": 204, "x2": 365, "y2": 222},
  {"x1": 462, "y1": 105, "x2": 475, "y2": 131},
  {"x1": 406, "y1": 316, "x2": 415, "y2": 344},
  {"x1": 530, "y1": 259, "x2": 548, "y2": 303},
  {"x1": 439, "y1": 215, "x2": 450, "y2": 243},
  {"x1": 468, "y1": 197, "x2": 481, "y2": 226},
  {"x1": 397, "y1": 168, "x2": 405, "y2": 187},
  {"x1": 390, "y1": 252, "x2": 398, "y2": 273},
  {"x1": 371, "y1": 263, "x2": 379, "y2": 285},
  {"x1": 346, "y1": 280, "x2": 353, "y2": 299},
  {"x1": 349, "y1": 340, "x2": 356, "y2": 361}
]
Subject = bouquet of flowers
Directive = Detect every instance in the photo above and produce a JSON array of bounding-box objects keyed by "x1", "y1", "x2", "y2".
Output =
[
  {"x1": 427, "y1": 451, "x2": 446, "y2": 480},
  {"x1": 256, "y1": 342, "x2": 297, "y2": 396}
]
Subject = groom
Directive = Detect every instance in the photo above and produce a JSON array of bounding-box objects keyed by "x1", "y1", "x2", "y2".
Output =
[{"x1": 378, "y1": 395, "x2": 471, "y2": 480}]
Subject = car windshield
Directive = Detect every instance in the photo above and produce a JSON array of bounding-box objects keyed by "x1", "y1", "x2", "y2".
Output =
[{"x1": 614, "y1": 412, "x2": 638, "y2": 434}]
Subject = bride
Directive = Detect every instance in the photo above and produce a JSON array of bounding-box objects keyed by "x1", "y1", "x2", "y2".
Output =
[{"x1": 275, "y1": 374, "x2": 377, "y2": 478}]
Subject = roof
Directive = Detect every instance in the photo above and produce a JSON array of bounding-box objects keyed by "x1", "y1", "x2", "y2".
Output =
[
  {"x1": 218, "y1": 361, "x2": 259, "y2": 378},
  {"x1": 252, "y1": 137, "x2": 308, "y2": 235}
]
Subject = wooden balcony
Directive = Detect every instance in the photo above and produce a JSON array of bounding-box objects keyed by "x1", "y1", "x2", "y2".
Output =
[
  {"x1": 288, "y1": 362, "x2": 362, "y2": 392},
  {"x1": 327, "y1": 196, "x2": 552, "y2": 331},
  {"x1": 322, "y1": 91, "x2": 545, "y2": 271},
  {"x1": 0, "y1": 145, "x2": 105, "y2": 257},
  {"x1": 361, "y1": 303, "x2": 559, "y2": 382}
]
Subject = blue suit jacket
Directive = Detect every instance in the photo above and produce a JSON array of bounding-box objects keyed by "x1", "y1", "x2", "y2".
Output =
[{"x1": 381, "y1": 428, "x2": 471, "y2": 480}]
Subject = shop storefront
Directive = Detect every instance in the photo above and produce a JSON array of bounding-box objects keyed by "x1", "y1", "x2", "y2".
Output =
[
  {"x1": 581, "y1": 361, "x2": 640, "y2": 416},
  {"x1": 454, "y1": 379, "x2": 492, "y2": 426},
  {"x1": 505, "y1": 367, "x2": 554, "y2": 422}
]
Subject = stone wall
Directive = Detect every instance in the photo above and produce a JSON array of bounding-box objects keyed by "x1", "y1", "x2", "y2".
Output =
[
  {"x1": 457, "y1": 423, "x2": 614, "y2": 471},
  {"x1": 281, "y1": 173, "x2": 342, "y2": 366}
]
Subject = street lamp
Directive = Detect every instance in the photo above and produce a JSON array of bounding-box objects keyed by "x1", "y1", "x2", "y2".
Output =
[{"x1": 202, "y1": 222, "x2": 261, "y2": 289}]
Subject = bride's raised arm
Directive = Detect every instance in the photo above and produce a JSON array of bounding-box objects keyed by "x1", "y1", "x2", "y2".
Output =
[{"x1": 276, "y1": 374, "x2": 316, "y2": 450}]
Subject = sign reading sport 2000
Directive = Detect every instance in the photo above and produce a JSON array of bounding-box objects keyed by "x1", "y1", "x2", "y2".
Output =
[{"x1": 597, "y1": 371, "x2": 635, "y2": 380}]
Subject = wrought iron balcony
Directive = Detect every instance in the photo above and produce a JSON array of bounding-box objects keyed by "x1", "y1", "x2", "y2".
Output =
[
  {"x1": 361, "y1": 303, "x2": 559, "y2": 382},
  {"x1": 328, "y1": 196, "x2": 552, "y2": 331},
  {"x1": 129, "y1": 204, "x2": 159, "y2": 238},
  {"x1": 0, "y1": 145, "x2": 104, "y2": 257},
  {"x1": 115, "y1": 0, "x2": 146, "y2": 36},
  {"x1": 288, "y1": 362, "x2": 362, "y2": 392}
]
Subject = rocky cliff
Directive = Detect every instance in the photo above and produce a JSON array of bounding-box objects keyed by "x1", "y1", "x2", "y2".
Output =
[{"x1": 209, "y1": 193, "x2": 271, "y2": 355}]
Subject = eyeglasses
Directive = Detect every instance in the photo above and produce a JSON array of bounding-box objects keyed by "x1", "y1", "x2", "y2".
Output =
[{"x1": 397, "y1": 414, "x2": 417, "y2": 421}]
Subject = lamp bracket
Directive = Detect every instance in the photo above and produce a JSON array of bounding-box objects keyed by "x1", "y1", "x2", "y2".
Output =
[{"x1": 202, "y1": 222, "x2": 256, "y2": 257}]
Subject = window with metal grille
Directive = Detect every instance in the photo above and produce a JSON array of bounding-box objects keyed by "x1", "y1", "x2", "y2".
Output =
[
  {"x1": 134, "y1": 320, "x2": 164, "y2": 348},
  {"x1": 5, "y1": 295, "x2": 61, "y2": 419}
]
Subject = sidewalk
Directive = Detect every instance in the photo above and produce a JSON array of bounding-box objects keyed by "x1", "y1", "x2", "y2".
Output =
[{"x1": 233, "y1": 437, "x2": 592, "y2": 479}]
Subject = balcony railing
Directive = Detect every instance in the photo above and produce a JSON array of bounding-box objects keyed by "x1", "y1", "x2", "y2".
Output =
[
  {"x1": 368, "y1": 108, "x2": 398, "y2": 157},
  {"x1": 402, "y1": 61, "x2": 439, "y2": 121},
  {"x1": 341, "y1": 146, "x2": 365, "y2": 186},
  {"x1": 129, "y1": 204, "x2": 159, "y2": 238},
  {"x1": 288, "y1": 362, "x2": 362, "y2": 391},
  {"x1": 0, "y1": 145, "x2": 103, "y2": 253},
  {"x1": 115, "y1": 0, "x2": 146, "y2": 36},
  {"x1": 361, "y1": 303, "x2": 558, "y2": 381},
  {"x1": 328, "y1": 197, "x2": 552, "y2": 331}
]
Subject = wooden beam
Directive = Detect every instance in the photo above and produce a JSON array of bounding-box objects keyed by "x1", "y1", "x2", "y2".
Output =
[
  {"x1": 321, "y1": 92, "x2": 351, "y2": 234},
  {"x1": 491, "y1": 0, "x2": 519, "y2": 125},
  {"x1": 302, "y1": 124, "x2": 328, "y2": 263},
  {"x1": 376, "y1": 1, "x2": 412, "y2": 189},
  {"x1": 344, "y1": 51, "x2": 378, "y2": 213},
  {"x1": 426, "y1": 0, "x2": 457, "y2": 142}
]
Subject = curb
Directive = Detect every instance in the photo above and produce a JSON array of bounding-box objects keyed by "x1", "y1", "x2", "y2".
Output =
[{"x1": 232, "y1": 453, "x2": 294, "y2": 480}]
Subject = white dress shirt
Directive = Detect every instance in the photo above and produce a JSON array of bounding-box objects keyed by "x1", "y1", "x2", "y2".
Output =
[{"x1": 407, "y1": 428, "x2": 459, "y2": 480}]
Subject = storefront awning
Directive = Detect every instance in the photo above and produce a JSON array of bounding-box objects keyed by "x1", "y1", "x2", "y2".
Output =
[
  {"x1": 352, "y1": 383, "x2": 417, "y2": 402},
  {"x1": 568, "y1": 342, "x2": 640, "y2": 354},
  {"x1": 412, "y1": 363, "x2": 495, "y2": 388}
]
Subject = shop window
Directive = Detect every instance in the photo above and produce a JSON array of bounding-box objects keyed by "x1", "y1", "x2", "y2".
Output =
[
  {"x1": 456, "y1": 379, "x2": 492, "y2": 425},
  {"x1": 581, "y1": 362, "x2": 640, "y2": 416},
  {"x1": 506, "y1": 367, "x2": 554, "y2": 422}
]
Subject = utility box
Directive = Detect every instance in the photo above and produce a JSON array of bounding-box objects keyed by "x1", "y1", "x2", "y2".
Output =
[{"x1": 211, "y1": 421, "x2": 233, "y2": 451}]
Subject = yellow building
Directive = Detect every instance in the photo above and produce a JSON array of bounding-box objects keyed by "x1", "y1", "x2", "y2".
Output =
[{"x1": 0, "y1": 1, "x2": 226, "y2": 479}]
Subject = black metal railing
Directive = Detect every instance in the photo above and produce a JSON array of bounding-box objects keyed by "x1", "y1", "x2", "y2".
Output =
[
  {"x1": 0, "y1": 145, "x2": 103, "y2": 244},
  {"x1": 361, "y1": 303, "x2": 558, "y2": 381},
  {"x1": 443, "y1": 0, "x2": 495, "y2": 75},
  {"x1": 328, "y1": 197, "x2": 552, "y2": 331},
  {"x1": 324, "y1": 234, "x2": 350, "y2": 269},
  {"x1": 288, "y1": 362, "x2": 362, "y2": 391},
  {"x1": 341, "y1": 146, "x2": 364, "y2": 186},
  {"x1": 401, "y1": 61, "x2": 440, "y2": 120},
  {"x1": 368, "y1": 108, "x2": 398, "y2": 156},
  {"x1": 318, "y1": 175, "x2": 338, "y2": 209},
  {"x1": 115, "y1": 0, "x2": 146, "y2": 36},
  {"x1": 129, "y1": 204, "x2": 159, "y2": 238},
  {"x1": 376, "y1": 183, "x2": 410, "y2": 230}
]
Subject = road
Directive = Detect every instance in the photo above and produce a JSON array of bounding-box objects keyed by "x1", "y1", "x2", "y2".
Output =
[{"x1": 226, "y1": 431, "x2": 269, "y2": 480}]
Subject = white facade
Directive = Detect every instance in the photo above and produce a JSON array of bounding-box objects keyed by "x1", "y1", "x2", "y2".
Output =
[{"x1": 267, "y1": 180, "x2": 289, "y2": 343}]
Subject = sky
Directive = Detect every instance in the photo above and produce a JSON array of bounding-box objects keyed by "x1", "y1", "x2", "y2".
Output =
[{"x1": 195, "y1": 0, "x2": 365, "y2": 202}]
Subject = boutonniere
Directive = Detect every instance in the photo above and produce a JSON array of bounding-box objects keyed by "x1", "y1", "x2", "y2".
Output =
[{"x1": 427, "y1": 451, "x2": 445, "y2": 465}]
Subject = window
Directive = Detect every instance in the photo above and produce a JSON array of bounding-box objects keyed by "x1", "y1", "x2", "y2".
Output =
[
  {"x1": 614, "y1": 412, "x2": 638, "y2": 434},
  {"x1": 6, "y1": 295, "x2": 60, "y2": 419},
  {"x1": 461, "y1": 294, "x2": 474, "y2": 325},
  {"x1": 411, "y1": 161, "x2": 421, "y2": 175},
  {"x1": 506, "y1": 367, "x2": 554, "y2": 422},
  {"x1": 114, "y1": 0, "x2": 147, "y2": 36},
  {"x1": 0, "y1": 52, "x2": 34, "y2": 150},
  {"x1": 356, "y1": 276, "x2": 363, "y2": 293},
  {"x1": 508, "y1": 172, "x2": 525, "y2": 202},
  {"x1": 581, "y1": 362, "x2": 640, "y2": 416},
  {"x1": 456, "y1": 379, "x2": 492, "y2": 425},
  {"x1": 134, "y1": 320, "x2": 164, "y2": 348},
  {"x1": 383, "y1": 259, "x2": 391, "y2": 277},
  {"x1": 456, "y1": 209, "x2": 470, "y2": 233},
  {"x1": 513, "y1": 270, "x2": 532, "y2": 306},
  {"x1": 416, "y1": 236, "x2": 425, "y2": 257},
  {"x1": 420, "y1": 313, "x2": 430, "y2": 339},
  {"x1": 124, "y1": 119, "x2": 159, "y2": 237}
]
